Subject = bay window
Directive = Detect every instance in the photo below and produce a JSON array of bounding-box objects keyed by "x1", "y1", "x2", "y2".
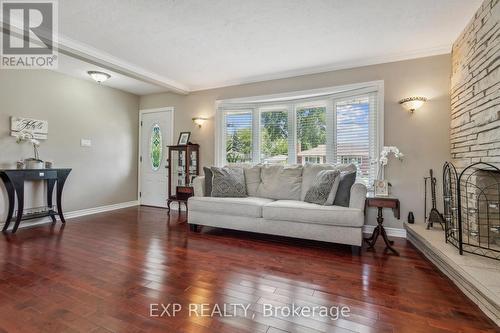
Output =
[{"x1": 216, "y1": 82, "x2": 383, "y2": 186}]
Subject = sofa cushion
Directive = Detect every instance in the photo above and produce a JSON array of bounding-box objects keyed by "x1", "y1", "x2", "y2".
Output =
[
  {"x1": 257, "y1": 165, "x2": 302, "y2": 200},
  {"x1": 189, "y1": 196, "x2": 274, "y2": 218},
  {"x1": 332, "y1": 171, "x2": 357, "y2": 207},
  {"x1": 211, "y1": 167, "x2": 247, "y2": 197},
  {"x1": 263, "y1": 200, "x2": 364, "y2": 227}
]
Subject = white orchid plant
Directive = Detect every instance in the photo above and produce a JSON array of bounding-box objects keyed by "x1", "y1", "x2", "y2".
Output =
[
  {"x1": 15, "y1": 131, "x2": 41, "y2": 161},
  {"x1": 377, "y1": 146, "x2": 404, "y2": 180}
]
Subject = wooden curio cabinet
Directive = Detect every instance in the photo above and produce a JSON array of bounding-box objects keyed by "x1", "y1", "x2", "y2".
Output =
[{"x1": 166, "y1": 144, "x2": 199, "y2": 213}]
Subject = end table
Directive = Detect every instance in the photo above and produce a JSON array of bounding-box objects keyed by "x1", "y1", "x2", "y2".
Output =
[{"x1": 364, "y1": 195, "x2": 400, "y2": 255}]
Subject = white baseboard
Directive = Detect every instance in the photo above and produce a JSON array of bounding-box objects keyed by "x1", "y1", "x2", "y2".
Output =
[
  {"x1": 363, "y1": 224, "x2": 407, "y2": 238},
  {"x1": 139, "y1": 201, "x2": 187, "y2": 211},
  {"x1": 5, "y1": 200, "x2": 139, "y2": 231}
]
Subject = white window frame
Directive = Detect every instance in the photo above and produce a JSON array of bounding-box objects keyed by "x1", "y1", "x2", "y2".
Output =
[{"x1": 215, "y1": 80, "x2": 384, "y2": 179}]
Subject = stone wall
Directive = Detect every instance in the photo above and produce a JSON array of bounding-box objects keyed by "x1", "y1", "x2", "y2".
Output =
[{"x1": 450, "y1": 0, "x2": 500, "y2": 171}]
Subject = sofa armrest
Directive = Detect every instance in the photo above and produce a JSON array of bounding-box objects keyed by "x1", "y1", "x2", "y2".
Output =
[
  {"x1": 193, "y1": 176, "x2": 205, "y2": 197},
  {"x1": 349, "y1": 183, "x2": 367, "y2": 211}
]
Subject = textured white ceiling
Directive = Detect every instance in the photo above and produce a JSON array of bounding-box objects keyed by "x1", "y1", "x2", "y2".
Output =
[{"x1": 57, "y1": 0, "x2": 481, "y2": 92}]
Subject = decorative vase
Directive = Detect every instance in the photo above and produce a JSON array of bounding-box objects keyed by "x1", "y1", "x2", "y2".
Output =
[
  {"x1": 408, "y1": 212, "x2": 415, "y2": 224},
  {"x1": 24, "y1": 158, "x2": 44, "y2": 169}
]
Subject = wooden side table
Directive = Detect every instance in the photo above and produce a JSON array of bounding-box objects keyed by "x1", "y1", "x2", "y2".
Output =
[
  {"x1": 0, "y1": 168, "x2": 71, "y2": 233},
  {"x1": 364, "y1": 195, "x2": 400, "y2": 255}
]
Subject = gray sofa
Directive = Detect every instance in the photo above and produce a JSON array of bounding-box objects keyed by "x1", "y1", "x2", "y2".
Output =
[{"x1": 187, "y1": 164, "x2": 367, "y2": 254}]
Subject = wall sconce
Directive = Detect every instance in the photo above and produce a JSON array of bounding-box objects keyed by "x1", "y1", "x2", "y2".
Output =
[
  {"x1": 192, "y1": 117, "x2": 208, "y2": 128},
  {"x1": 399, "y1": 96, "x2": 427, "y2": 114}
]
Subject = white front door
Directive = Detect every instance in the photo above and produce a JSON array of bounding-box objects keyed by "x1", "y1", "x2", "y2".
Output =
[{"x1": 139, "y1": 109, "x2": 173, "y2": 207}]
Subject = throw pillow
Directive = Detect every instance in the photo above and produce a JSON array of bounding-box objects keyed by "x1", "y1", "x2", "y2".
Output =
[
  {"x1": 203, "y1": 167, "x2": 213, "y2": 197},
  {"x1": 210, "y1": 167, "x2": 247, "y2": 197},
  {"x1": 324, "y1": 174, "x2": 341, "y2": 206},
  {"x1": 304, "y1": 170, "x2": 340, "y2": 205},
  {"x1": 300, "y1": 164, "x2": 335, "y2": 200},
  {"x1": 301, "y1": 163, "x2": 357, "y2": 203},
  {"x1": 333, "y1": 171, "x2": 357, "y2": 207}
]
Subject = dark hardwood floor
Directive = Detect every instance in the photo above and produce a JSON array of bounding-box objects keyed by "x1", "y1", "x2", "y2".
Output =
[{"x1": 0, "y1": 206, "x2": 498, "y2": 333}]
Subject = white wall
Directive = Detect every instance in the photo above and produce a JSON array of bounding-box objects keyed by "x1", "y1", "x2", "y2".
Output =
[{"x1": 0, "y1": 69, "x2": 140, "y2": 220}]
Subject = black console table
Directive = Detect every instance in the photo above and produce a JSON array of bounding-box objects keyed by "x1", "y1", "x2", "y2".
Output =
[{"x1": 0, "y1": 168, "x2": 71, "y2": 233}]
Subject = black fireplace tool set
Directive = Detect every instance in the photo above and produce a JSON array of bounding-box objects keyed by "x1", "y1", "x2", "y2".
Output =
[{"x1": 424, "y1": 169, "x2": 445, "y2": 230}]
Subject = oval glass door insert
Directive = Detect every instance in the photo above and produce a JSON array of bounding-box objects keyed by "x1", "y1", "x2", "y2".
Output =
[{"x1": 150, "y1": 124, "x2": 162, "y2": 171}]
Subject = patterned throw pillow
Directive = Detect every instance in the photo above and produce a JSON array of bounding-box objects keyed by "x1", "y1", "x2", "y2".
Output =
[
  {"x1": 304, "y1": 170, "x2": 340, "y2": 205},
  {"x1": 210, "y1": 167, "x2": 247, "y2": 197}
]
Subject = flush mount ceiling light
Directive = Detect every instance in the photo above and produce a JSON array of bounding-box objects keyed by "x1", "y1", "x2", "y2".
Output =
[
  {"x1": 399, "y1": 96, "x2": 428, "y2": 113},
  {"x1": 192, "y1": 117, "x2": 208, "y2": 128},
  {"x1": 87, "y1": 71, "x2": 111, "y2": 84}
]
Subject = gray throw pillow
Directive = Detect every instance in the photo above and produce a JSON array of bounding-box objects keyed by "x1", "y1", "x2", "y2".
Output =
[
  {"x1": 333, "y1": 171, "x2": 356, "y2": 207},
  {"x1": 203, "y1": 167, "x2": 213, "y2": 196},
  {"x1": 210, "y1": 167, "x2": 247, "y2": 197},
  {"x1": 304, "y1": 170, "x2": 340, "y2": 205}
]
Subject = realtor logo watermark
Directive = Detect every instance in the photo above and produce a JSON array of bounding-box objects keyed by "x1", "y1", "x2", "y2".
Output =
[
  {"x1": 1, "y1": 0, "x2": 58, "y2": 69},
  {"x1": 150, "y1": 303, "x2": 351, "y2": 321}
]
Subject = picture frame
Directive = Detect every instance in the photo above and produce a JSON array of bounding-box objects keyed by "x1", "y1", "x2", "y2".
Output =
[
  {"x1": 177, "y1": 132, "x2": 191, "y2": 145},
  {"x1": 11, "y1": 117, "x2": 48, "y2": 140},
  {"x1": 374, "y1": 180, "x2": 389, "y2": 196}
]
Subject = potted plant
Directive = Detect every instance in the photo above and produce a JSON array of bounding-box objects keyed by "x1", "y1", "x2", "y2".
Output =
[
  {"x1": 375, "y1": 146, "x2": 404, "y2": 196},
  {"x1": 15, "y1": 131, "x2": 44, "y2": 169}
]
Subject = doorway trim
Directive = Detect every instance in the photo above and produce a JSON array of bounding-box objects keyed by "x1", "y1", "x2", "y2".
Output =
[{"x1": 138, "y1": 107, "x2": 175, "y2": 205}]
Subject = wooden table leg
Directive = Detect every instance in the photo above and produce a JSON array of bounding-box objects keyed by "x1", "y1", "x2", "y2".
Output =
[
  {"x1": 1, "y1": 175, "x2": 15, "y2": 232},
  {"x1": 364, "y1": 225, "x2": 380, "y2": 248},
  {"x1": 364, "y1": 207, "x2": 399, "y2": 255},
  {"x1": 11, "y1": 177, "x2": 24, "y2": 233},
  {"x1": 381, "y1": 225, "x2": 399, "y2": 255},
  {"x1": 47, "y1": 178, "x2": 57, "y2": 223},
  {"x1": 56, "y1": 170, "x2": 70, "y2": 224}
]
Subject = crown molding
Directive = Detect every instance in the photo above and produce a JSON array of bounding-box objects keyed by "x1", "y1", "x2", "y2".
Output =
[{"x1": 189, "y1": 44, "x2": 451, "y2": 92}]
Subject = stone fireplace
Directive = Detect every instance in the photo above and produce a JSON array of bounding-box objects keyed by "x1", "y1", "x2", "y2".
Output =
[
  {"x1": 449, "y1": 0, "x2": 499, "y2": 254},
  {"x1": 450, "y1": 0, "x2": 499, "y2": 173},
  {"x1": 405, "y1": 0, "x2": 500, "y2": 324}
]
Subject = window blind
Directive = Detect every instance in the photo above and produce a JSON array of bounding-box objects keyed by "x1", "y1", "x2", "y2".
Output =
[
  {"x1": 223, "y1": 111, "x2": 253, "y2": 164},
  {"x1": 334, "y1": 92, "x2": 378, "y2": 186},
  {"x1": 296, "y1": 106, "x2": 327, "y2": 165},
  {"x1": 260, "y1": 110, "x2": 289, "y2": 164}
]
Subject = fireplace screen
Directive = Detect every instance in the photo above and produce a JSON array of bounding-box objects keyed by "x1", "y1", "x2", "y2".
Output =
[{"x1": 443, "y1": 162, "x2": 500, "y2": 261}]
